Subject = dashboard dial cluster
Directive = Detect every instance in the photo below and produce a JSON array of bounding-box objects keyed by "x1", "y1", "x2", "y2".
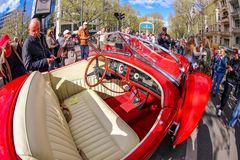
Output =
[
  {"x1": 108, "y1": 58, "x2": 161, "y2": 96},
  {"x1": 129, "y1": 68, "x2": 161, "y2": 95},
  {"x1": 109, "y1": 59, "x2": 128, "y2": 76}
]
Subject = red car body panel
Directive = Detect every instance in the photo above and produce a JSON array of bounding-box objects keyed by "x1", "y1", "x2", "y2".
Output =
[
  {"x1": 0, "y1": 75, "x2": 29, "y2": 160},
  {"x1": 125, "y1": 108, "x2": 177, "y2": 160},
  {"x1": 173, "y1": 72, "x2": 212, "y2": 145}
]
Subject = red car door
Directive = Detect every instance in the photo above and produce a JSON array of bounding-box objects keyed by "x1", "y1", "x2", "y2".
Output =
[{"x1": 173, "y1": 72, "x2": 212, "y2": 146}]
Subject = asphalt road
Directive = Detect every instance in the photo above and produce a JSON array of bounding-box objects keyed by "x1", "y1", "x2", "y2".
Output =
[{"x1": 150, "y1": 94, "x2": 240, "y2": 160}]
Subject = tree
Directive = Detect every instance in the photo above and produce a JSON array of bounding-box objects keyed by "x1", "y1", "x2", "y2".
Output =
[
  {"x1": 173, "y1": 0, "x2": 196, "y2": 35},
  {"x1": 61, "y1": 0, "x2": 119, "y2": 28},
  {"x1": 0, "y1": 10, "x2": 29, "y2": 40},
  {"x1": 120, "y1": 4, "x2": 138, "y2": 31},
  {"x1": 145, "y1": 12, "x2": 164, "y2": 35},
  {"x1": 168, "y1": 14, "x2": 186, "y2": 39}
]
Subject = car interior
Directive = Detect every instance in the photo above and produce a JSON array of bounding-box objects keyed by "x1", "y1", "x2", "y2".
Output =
[{"x1": 12, "y1": 55, "x2": 163, "y2": 159}]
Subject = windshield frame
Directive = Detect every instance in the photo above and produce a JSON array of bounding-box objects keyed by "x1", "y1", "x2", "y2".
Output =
[{"x1": 89, "y1": 31, "x2": 185, "y2": 86}]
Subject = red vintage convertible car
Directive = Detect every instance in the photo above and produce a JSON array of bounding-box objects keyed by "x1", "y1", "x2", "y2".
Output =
[{"x1": 0, "y1": 32, "x2": 211, "y2": 160}]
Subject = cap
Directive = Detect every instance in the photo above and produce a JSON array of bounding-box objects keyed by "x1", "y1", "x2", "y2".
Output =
[
  {"x1": 0, "y1": 34, "x2": 11, "y2": 47},
  {"x1": 63, "y1": 30, "x2": 71, "y2": 35},
  {"x1": 83, "y1": 22, "x2": 88, "y2": 25}
]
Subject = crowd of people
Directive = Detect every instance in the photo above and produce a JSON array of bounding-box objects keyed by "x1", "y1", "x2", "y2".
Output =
[
  {"x1": 0, "y1": 18, "x2": 90, "y2": 84},
  {"x1": 0, "y1": 19, "x2": 240, "y2": 129}
]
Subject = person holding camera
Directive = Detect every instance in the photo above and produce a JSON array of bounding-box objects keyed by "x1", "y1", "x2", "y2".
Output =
[{"x1": 60, "y1": 30, "x2": 76, "y2": 66}]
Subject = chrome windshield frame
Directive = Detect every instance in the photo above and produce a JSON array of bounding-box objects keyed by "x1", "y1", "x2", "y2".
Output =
[{"x1": 90, "y1": 32, "x2": 185, "y2": 86}]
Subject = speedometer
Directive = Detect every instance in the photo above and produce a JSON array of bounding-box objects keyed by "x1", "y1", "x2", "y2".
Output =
[
  {"x1": 118, "y1": 64, "x2": 125, "y2": 74},
  {"x1": 134, "y1": 73, "x2": 140, "y2": 80}
]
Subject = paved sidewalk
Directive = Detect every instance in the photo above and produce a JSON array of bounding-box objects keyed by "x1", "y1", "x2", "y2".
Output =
[{"x1": 150, "y1": 94, "x2": 240, "y2": 160}]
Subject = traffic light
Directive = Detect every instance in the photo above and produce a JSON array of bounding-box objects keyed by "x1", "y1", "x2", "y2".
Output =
[
  {"x1": 114, "y1": 12, "x2": 125, "y2": 20},
  {"x1": 120, "y1": 13, "x2": 125, "y2": 20}
]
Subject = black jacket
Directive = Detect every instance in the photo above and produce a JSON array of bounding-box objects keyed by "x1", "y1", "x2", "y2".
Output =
[
  {"x1": 226, "y1": 58, "x2": 240, "y2": 85},
  {"x1": 157, "y1": 32, "x2": 171, "y2": 49},
  {"x1": 22, "y1": 33, "x2": 52, "y2": 72}
]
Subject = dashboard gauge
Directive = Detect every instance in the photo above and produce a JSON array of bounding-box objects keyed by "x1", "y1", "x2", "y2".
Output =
[
  {"x1": 118, "y1": 64, "x2": 125, "y2": 74},
  {"x1": 113, "y1": 61, "x2": 118, "y2": 68},
  {"x1": 134, "y1": 73, "x2": 140, "y2": 80}
]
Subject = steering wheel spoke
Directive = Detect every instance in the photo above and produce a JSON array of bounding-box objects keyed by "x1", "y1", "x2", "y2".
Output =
[{"x1": 85, "y1": 55, "x2": 108, "y2": 87}]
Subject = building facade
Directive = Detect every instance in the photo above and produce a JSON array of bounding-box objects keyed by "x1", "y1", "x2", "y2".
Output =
[
  {"x1": 203, "y1": 0, "x2": 240, "y2": 49},
  {"x1": 0, "y1": 10, "x2": 23, "y2": 37}
]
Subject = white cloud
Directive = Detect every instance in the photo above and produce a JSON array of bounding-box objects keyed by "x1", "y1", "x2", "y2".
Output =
[
  {"x1": 146, "y1": 5, "x2": 153, "y2": 9},
  {"x1": 0, "y1": 0, "x2": 20, "y2": 14},
  {"x1": 129, "y1": 0, "x2": 174, "y2": 8}
]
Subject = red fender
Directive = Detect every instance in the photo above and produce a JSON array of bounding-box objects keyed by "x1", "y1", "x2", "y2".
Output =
[{"x1": 173, "y1": 72, "x2": 212, "y2": 146}]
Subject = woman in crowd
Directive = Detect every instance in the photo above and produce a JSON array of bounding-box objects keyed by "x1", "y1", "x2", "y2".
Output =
[
  {"x1": 61, "y1": 30, "x2": 76, "y2": 66},
  {"x1": 46, "y1": 28, "x2": 59, "y2": 56},
  {"x1": 184, "y1": 36, "x2": 198, "y2": 69},
  {"x1": 0, "y1": 34, "x2": 26, "y2": 84},
  {"x1": 46, "y1": 28, "x2": 60, "y2": 68}
]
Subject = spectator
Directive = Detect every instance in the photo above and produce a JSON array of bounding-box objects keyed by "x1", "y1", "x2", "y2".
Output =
[
  {"x1": 46, "y1": 28, "x2": 59, "y2": 56},
  {"x1": 184, "y1": 36, "x2": 198, "y2": 69},
  {"x1": 227, "y1": 97, "x2": 240, "y2": 128},
  {"x1": 203, "y1": 36, "x2": 211, "y2": 73},
  {"x1": 216, "y1": 52, "x2": 240, "y2": 116},
  {"x1": 78, "y1": 22, "x2": 90, "y2": 59},
  {"x1": 62, "y1": 30, "x2": 76, "y2": 65},
  {"x1": 125, "y1": 27, "x2": 132, "y2": 35},
  {"x1": 150, "y1": 33, "x2": 156, "y2": 44},
  {"x1": 211, "y1": 48, "x2": 229, "y2": 97},
  {"x1": 157, "y1": 27, "x2": 171, "y2": 49},
  {"x1": 46, "y1": 28, "x2": 60, "y2": 69},
  {"x1": 97, "y1": 27, "x2": 106, "y2": 50},
  {"x1": 57, "y1": 33, "x2": 65, "y2": 46},
  {"x1": 135, "y1": 32, "x2": 140, "y2": 37},
  {"x1": 0, "y1": 34, "x2": 26, "y2": 83},
  {"x1": 177, "y1": 40, "x2": 185, "y2": 55},
  {"x1": 142, "y1": 30, "x2": 151, "y2": 41},
  {"x1": 22, "y1": 18, "x2": 55, "y2": 72},
  {"x1": 11, "y1": 37, "x2": 22, "y2": 59}
]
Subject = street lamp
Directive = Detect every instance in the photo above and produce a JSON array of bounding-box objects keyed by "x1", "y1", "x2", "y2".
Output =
[{"x1": 81, "y1": 0, "x2": 86, "y2": 26}]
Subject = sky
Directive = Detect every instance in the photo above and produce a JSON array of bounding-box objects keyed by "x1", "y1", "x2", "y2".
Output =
[
  {"x1": 0, "y1": 0, "x2": 20, "y2": 17},
  {"x1": 120, "y1": 0, "x2": 175, "y2": 26},
  {"x1": 0, "y1": 0, "x2": 174, "y2": 26}
]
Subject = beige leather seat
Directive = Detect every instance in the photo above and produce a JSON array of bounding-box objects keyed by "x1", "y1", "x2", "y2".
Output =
[
  {"x1": 13, "y1": 71, "x2": 139, "y2": 160},
  {"x1": 64, "y1": 90, "x2": 139, "y2": 160}
]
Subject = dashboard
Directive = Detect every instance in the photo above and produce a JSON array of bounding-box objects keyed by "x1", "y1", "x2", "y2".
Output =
[{"x1": 108, "y1": 59, "x2": 161, "y2": 96}]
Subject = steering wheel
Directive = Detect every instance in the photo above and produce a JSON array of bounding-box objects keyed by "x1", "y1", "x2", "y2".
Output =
[{"x1": 84, "y1": 54, "x2": 108, "y2": 87}]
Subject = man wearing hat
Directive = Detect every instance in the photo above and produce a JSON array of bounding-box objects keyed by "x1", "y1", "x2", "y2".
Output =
[
  {"x1": 78, "y1": 22, "x2": 90, "y2": 59},
  {"x1": 22, "y1": 18, "x2": 55, "y2": 72},
  {"x1": 216, "y1": 51, "x2": 240, "y2": 116},
  {"x1": 0, "y1": 34, "x2": 26, "y2": 83}
]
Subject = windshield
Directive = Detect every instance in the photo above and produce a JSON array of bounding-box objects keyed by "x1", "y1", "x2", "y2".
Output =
[{"x1": 89, "y1": 32, "x2": 184, "y2": 86}]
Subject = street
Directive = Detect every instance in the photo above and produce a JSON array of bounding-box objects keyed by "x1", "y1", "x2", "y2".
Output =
[{"x1": 151, "y1": 94, "x2": 240, "y2": 160}]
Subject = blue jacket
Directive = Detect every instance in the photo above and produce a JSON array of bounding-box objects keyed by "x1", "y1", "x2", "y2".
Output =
[
  {"x1": 214, "y1": 55, "x2": 229, "y2": 73},
  {"x1": 22, "y1": 33, "x2": 52, "y2": 72}
]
